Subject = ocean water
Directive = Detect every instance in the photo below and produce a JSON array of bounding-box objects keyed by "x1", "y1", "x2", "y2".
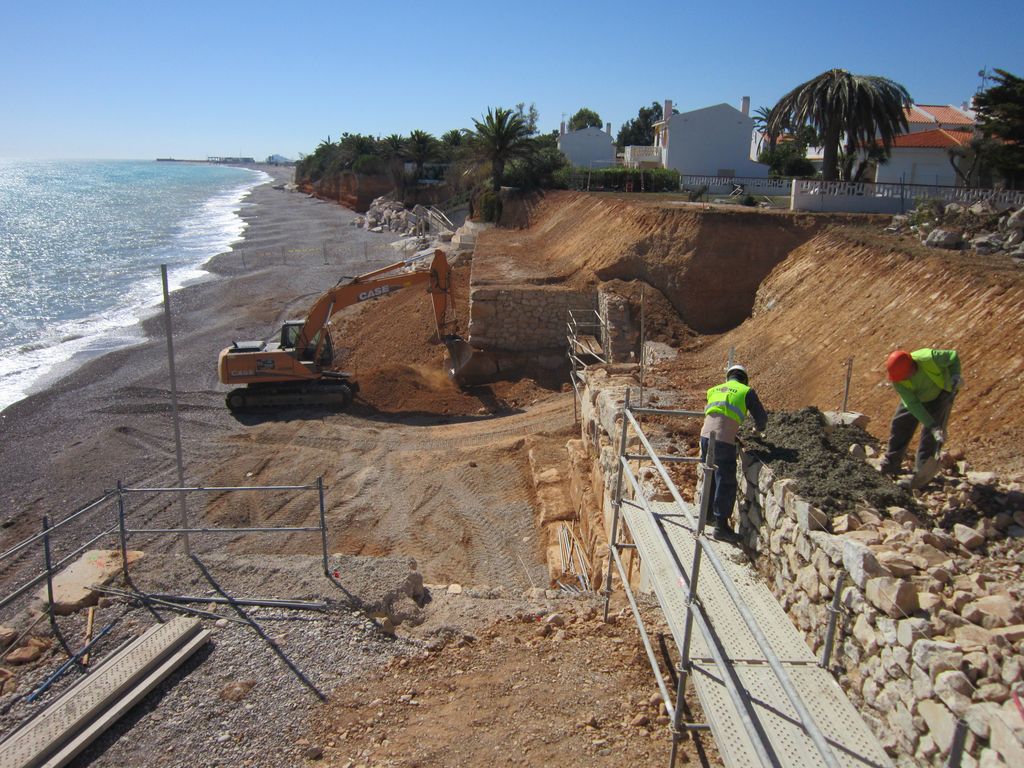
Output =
[{"x1": 0, "y1": 159, "x2": 268, "y2": 412}]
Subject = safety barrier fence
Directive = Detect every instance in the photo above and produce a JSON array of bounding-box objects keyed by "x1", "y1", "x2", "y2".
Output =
[
  {"x1": 0, "y1": 479, "x2": 330, "y2": 622},
  {"x1": 603, "y1": 389, "x2": 847, "y2": 767},
  {"x1": 566, "y1": 308, "x2": 608, "y2": 423}
]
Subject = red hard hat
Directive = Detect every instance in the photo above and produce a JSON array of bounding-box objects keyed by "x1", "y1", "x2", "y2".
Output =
[{"x1": 886, "y1": 349, "x2": 914, "y2": 382}]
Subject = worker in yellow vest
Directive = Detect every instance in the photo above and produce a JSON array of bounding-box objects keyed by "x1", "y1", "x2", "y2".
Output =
[
  {"x1": 879, "y1": 348, "x2": 961, "y2": 478},
  {"x1": 701, "y1": 364, "x2": 769, "y2": 543}
]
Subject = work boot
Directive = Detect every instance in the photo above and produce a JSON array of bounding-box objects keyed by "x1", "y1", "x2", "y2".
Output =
[{"x1": 712, "y1": 525, "x2": 740, "y2": 544}]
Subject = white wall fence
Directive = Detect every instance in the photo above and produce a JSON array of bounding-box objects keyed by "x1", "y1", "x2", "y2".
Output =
[
  {"x1": 681, "y1": 174, "x2": 1024, "y2": 213},
  {"x1": 792, "y1": 179, "x2": 1024, "y2": 214},
  {"x1": 681, "y1": 174, "x2": 791, "y2": 196}
]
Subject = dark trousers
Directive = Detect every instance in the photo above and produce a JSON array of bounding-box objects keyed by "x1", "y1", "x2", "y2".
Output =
[
  {"x1": 700, "y1": 437, "x2": 738, "y2": 528},
  {"x1": 881, "y1": 390, "x2": 955, "y2": 474}
]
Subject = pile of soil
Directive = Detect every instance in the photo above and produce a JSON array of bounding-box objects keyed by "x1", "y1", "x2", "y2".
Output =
[
  {"x1": 332, "y1": 262, "x2": 557, "y2": 416},
  {"x1": 742, "y1": 408, "x2": 915, "y2": 515}
]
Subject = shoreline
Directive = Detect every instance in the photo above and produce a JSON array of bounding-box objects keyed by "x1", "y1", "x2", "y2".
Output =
[{"x1": 0, "y1": 163, "x2": 398, "y2": 545}]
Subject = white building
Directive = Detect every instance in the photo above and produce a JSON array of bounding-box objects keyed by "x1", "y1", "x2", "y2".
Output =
[
  {"x1": 874, "y1": 129, "x2": 974, "y2": 186},
  {"x1": 636, "y1": 98, "x2": 768, "y2": 178},
  {"x1": 557, "y1": 122, "x2": 617, "y2": 169}
]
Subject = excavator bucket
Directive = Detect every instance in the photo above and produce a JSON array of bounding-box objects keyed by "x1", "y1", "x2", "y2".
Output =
[{"x1": 444, "y1": 335, "x2": 477, "y2": 381}]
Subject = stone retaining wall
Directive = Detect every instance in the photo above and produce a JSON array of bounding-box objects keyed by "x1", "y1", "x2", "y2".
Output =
[
  {"x1": 736, "y1": 448, "x2": 1023, "y2": 768},
  {"x1": 468, "y1": 284, "x2": 595, "y2": 353},
  {"x1": 569, "y1": 364, "x2": 1023, "y2": 767}
]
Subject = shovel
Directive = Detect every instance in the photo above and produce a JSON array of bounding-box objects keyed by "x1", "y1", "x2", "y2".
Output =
[{"x1": 910, "y1": 435, "x2": 944, "y2": 490}]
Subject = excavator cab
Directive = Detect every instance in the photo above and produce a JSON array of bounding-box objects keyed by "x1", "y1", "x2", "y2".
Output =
[{"x1": 280, "y1": 320, "x2": 334, "y2": 366}]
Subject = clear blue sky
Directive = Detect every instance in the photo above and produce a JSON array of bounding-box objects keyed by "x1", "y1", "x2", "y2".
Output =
[{"x1": 3, "y1": 0, "x2": 1022, "y2": 160}]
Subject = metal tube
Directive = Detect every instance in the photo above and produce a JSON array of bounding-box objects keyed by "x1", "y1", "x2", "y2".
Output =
[
  {"x1": 603, "y1": 388, "x2": 632, "y2": 621},
  {"x1": 0, "y1": 492, "x2": 115, "y2": 563},
  {"x1": 27, "y1": 622, "x2": 115, "y2": 703},
  {"x1": 841, "y1": 357, "x2": 854, "y2": 413},
  {"x1": 610, "y1": 544, "x2": 676, "y2": 722},
  {"x1": 120, "y1": 483, "x2": 317, "y2": 493},
  {"x1": 317, "y1": 476, "x2": 329, "y2": 576},
  {"x1": 146, "y1": 594, "x2": 328, "y2": 610},
  {"x1": 42, "y1": 517, "x2": 77, "y2": 664},
  {"x1": 946, "y1": 719, "x2": 968, "y2": 768},
  {"x1": 623, "y1": 453, "x2": 701, "y2": 464},
  {"x1": 160, "y1": 264, "x2": 190, "y2": 556},
  {"x1": 623, "y1": 408, "x2": 696, "y2": 529},
  {"x1": 117, "y1": 481, "x2": 130, "y2": 583},
  {"x1": 820, "y1": 571, "x2": 847, "y2": 669},
  {"x1": 126, "y1": 526, "x2": 323, "y2": 534},
  {"x1": 629, "y1": 407, "x2": 704, "y2": 417}
]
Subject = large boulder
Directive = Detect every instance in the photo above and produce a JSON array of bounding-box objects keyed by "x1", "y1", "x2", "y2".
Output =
[{"x1": 925, "y1": 228, "x2": 963, "y2": 250}]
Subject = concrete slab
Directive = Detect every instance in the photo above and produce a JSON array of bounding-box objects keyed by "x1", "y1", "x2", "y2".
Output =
[{"x1": 35, "y1": 549, "x2": 143, "y2": 616}]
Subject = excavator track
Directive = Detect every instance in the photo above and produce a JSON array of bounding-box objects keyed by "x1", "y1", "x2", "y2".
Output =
[{"x1": 225, "y1": 380, "x2": 356, "y2": 412}]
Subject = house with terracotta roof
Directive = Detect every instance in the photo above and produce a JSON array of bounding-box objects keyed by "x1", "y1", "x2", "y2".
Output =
[{"x1": 874, "y1": 104, "x2": 976, "y2": 186}]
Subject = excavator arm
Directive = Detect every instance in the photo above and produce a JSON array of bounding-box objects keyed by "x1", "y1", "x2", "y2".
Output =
[{"x1": 295, "y1": 249, "x2": 457, "y2": 364}]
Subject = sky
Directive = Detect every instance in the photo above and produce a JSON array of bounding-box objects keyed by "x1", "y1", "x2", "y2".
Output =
[{"x1": 3, "y1": 0, "x2": 1023, "y2": 161}]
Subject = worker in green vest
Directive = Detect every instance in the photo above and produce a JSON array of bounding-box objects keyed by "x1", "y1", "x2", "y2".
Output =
[
  {"x1": 701, "y1": 364, "x2": 769, "y2": 543},
  {"x1": 879, "y1": 348, "x2": 961, "y2": 478}
]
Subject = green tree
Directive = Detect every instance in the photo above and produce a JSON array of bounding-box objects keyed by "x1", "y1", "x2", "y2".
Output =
[
  {"x1": 405, "y1": 130, "x2": 438, "y2": 179},
  {"x1": 758, "y1": 124, "x2": 817, "y2": 177},
  {"x1": 616, "y1": 101, "x2": 668, "y2": 149},
  {"x1": 972, "y1": 69, "x2": 1024, "y2": 188},
  {"x1": 569, "y1": 107, "x2": 603, "y2": 131},
  {"x1": 470, "y1": 107, "x2": 533, "y2": 191},
  {"x1": 514, "y1": 102, "x2": 540, "y2": 135},
  {"x1": 769, "y1": 69, "x2": 911, "y2": 181}
]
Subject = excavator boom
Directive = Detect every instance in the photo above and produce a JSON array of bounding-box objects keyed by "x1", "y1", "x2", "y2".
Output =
[{"x1": 218, "y1": 249, "x2": 464, "y2": 411}]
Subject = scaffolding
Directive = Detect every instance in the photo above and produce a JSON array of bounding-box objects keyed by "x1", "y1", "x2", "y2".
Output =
[
  {"x1": 566, "y1": 308, "x2": 609, "y2": 421},
  {"x1": 602, "y1": 389, "x2": 893, "y2": 768}
]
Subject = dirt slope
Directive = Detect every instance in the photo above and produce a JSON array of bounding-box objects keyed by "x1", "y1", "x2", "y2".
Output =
[{"x1": 665, "y1": 226, "x2": 1024, "y2": 477}]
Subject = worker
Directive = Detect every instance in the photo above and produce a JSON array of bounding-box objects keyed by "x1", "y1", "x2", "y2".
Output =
[
  {"x1": 879, "y1": 348, "x2": 961, "y2": 477},
  {"x1": 701, "y1": 364, "x2": 769, "y2": 543}
]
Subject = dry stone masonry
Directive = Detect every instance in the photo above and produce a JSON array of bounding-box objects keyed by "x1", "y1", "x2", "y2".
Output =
[{"x1": 569, "y1": 364, "x2": 1024, "y2": 768}]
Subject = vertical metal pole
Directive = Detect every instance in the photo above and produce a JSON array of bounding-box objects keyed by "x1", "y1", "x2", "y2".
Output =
[
  {"x1": 727, "y1": 347, "x2": 735, "y2": 371},
  {"x1": 840, "y1": 358, "x2": 854, "y2": 413},
  {"x1": 161, "y1": 265, "x2": 190, "y2": 555},
  {"x1": 638, "y1": 286, "x2": 645, "y2": 409},
  {"x1": 602, "y1": 388, "x2": 632, "y2": 621},
  {"x1": 946, "y1": 719, "x2": 968, "y2": 768},
  {"x1": 820, "y1": 570, "x2": 846, "y2": 669},
  {"x1": 676, "y1": 434, "x2": 715, "y2": 705},
  {"x1": 317, "y1": 476, "x2": 330, "y2": 576},
  {"x1": 42, "y1": 516, "x2": 76, "y2": 662},
  {"x1": 116, "y1": 481, "x2": 130, "y2": 583}
]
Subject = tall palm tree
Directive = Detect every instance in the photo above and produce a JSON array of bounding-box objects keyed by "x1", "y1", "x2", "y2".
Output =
[
  {"x1": 768, "y1": 69, "x2": 911, "y2": 181},
  {"x1": 470, "y1": 107, "x2": 533, "y2": 191},
  {"x1": 405, "y1": 130, "x2": 438, "y2": 179}
]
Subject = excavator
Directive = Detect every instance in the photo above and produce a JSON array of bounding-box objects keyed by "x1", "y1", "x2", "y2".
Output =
[{"x1": 218, "y1": 249, "x2": 472, "y2": 411}]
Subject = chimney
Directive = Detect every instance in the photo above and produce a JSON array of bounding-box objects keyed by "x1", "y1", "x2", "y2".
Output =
[
  {"x1": 560, "y1": 121, "x2": 566, "y2": 135},
  {"x1": 605, "y1": 122, "x2": 612, "y2": 136},
  {"x1": 741, "y1": 96, "x2": 750, "y2": 116},
  {"x1": 664, "y1": 99, "x2": 672, "y2": 119}
]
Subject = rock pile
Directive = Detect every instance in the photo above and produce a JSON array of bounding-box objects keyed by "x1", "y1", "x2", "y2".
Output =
[
  {"x1": 886, "y1": 201, "x2": 1024, "y2": 264},
  {"x1": 737, "y1": 448, "x2": 1024, "y2": 767}
]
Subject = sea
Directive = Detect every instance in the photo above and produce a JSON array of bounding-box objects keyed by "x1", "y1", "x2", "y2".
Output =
[{"x1": 0, "y1": 159, "x2": 268, "y2": 413}]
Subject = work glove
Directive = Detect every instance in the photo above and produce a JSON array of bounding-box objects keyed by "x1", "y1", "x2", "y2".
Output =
[
  {"x1": 950, "y1": 374, "x2": 962, "y2": 393},
  {"x1": 930, "y1": 427, "x2": 945, "y2": 445}
]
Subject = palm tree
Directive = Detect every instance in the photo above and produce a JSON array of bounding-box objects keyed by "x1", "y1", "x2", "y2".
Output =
[
  {"x1": 470, "y1": 107, "x2": 533, "y2": 191},
  {"x1": 753, "y1": 106, "x2": 786, "y2": 155},
  {"x1": 405, "y1": 130, "x2": 438, "y2": 179},
  {"x1": 768, "y1": 69, "x2": 911, "y2": 181},
  {"x1": 381, "y1": 133, "x2": 406, "y2": 186}
]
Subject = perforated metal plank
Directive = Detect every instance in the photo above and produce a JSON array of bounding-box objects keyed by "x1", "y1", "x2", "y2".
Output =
[
  {"x1": 691, "y1": 662, "x2": 893, "y2": 768},
  {"x1": 623, "y1": 502, "x2": 815, "y2": 662},
  {"x1": 0, "y1": 616, "x2": 202, "y2": 768}
]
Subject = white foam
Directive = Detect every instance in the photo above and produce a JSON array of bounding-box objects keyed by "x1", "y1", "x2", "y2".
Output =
[{"x1": 0, "y1": 168, "x2": 269, "y2": 413}]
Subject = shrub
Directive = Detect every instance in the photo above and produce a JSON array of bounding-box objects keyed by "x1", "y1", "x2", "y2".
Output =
[
  {"x1": 475, "y1": 189, "x2": 502, "y2": 222},
  {"x1": 741, "y1": 194, "x2": 758, "y2": 207}
]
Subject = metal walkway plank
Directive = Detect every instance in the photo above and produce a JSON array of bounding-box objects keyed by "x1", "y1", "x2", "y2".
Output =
[
  {"x1": 621, "y1": 500, "x2": 893, "y2": 768},
  {"x1": 0, "y1": 616, "x2": 204, "y2": 768}
]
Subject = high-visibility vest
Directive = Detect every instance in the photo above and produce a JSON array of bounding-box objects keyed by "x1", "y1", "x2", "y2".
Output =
[
  {"x1": 705, "y1": 380, "x2": 750, "y2": 425},
  {"x1": 912, "y1": 349, "x2": 950, "y2": 391}
]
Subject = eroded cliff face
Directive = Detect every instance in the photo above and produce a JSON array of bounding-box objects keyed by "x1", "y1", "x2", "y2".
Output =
[{"x1": 297, "y1": 171, "x2": 394, "y2": 213}]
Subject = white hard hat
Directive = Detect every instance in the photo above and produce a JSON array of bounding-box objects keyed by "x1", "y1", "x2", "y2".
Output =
[{"x1": 726, "y1": 364, "x2": 748, "y2": 382}]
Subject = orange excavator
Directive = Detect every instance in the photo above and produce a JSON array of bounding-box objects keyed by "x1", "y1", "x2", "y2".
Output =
[{"x1": 218, "y1": 250, "x2": 469, "y2": 411}]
